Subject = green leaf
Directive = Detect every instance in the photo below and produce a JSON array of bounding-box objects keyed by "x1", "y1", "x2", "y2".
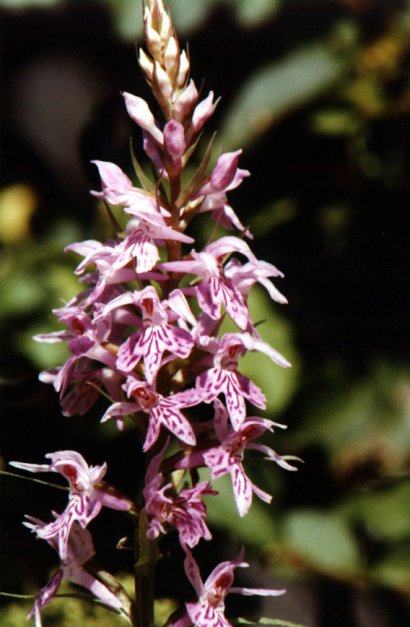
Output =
[
  {"x1": 310, "y1": 109, "x2": 361, "y2": 137},
  {"x1": 234, "y1": 619, "x2": 306, "y2": 627},
  {"x1": 130, "y1": 139, "x2": 156, "y2": 194},
  {"x1": 0, "y1": 0, "x2": 59, "y2": 7},
  {"x1": 177, "y1": 132, "x2": 217, "y2": 209},
  {"x1": 283, "y1": 509, "x2": 362, "y2": 576},
  {"x1": 0, "y1": 273, "x2": 45, "y2": 318},
  {"x1": 293, "y1": 363, "x2": 410, "y2": 473},
  {"x1": 228, "y1": 0, "x2": 281, "y2": 28},
  {"x1": 220, "y1": 42, "x2": 347, "y2": 149},
  {"x1": 342, "y1": 481, "x2": 410, "y2": 543},
  {"x1": 371, "y1": 543, "x2": 410, "y2": 594}
]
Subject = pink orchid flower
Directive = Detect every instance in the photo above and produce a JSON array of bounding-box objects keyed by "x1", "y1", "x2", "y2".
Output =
[
  {"x1": 101, "y1": 378, "x2": 200, "y2": 450},
  {"x1": 160, "y1": 236, "x2": 258, "y2": 330},
  {"x1": 113, "y1": 215, "x2": 193, "y2": 273},
  {"x1": 10, "y1": 451, "x2": 132, "y2": 559},
  {"x1": 225, "y1": 256, "x2": 287, "y2": 304},
  {"x1": 24, "y1": 518, "x2": 122, "y2": 627},
  {"x1": 197, "y1": 150, "x2": 249, "y2": 196},
  {"x1": 176, "y1": 400, "x2": 298, "y2": 517},
  {"x1": 143, "y1": 440, "x2": 217, "y2": 547},
  {"x1": 204, "y1": 400, "x2": 298, "y2": 516},
  {"x1": 91, "y1": 160, "x2": 159, "y2": 211},
  {"x1": 103, "y1": 286, "x2": 194, "y2": 381},
  {"x1": 183, "y1": 546, "x2": 285, "y2": 627},
  {"x1": 197, "y1": 332, "x2": 289, "y2": 430}
]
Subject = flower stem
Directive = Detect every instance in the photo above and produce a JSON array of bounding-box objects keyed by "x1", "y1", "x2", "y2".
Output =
[{"x1": 134, "y1": 509, "x2": 158, "y2": 627}]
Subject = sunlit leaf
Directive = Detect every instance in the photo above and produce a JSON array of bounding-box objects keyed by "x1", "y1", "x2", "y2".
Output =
[
  {"x1": 220, "y1": 42, "x2": 347, "y2": 149},
  {"x1": 372, "y1": 544, "x2": 410, "y2": 594},
  {"x1": 293, "y1": 364, "x2": 410, "y2": 474},
  {"x1": 283, "y1": 509, "x2": 362, "y2": 576},
  {"x1": 341, "y1": 481, "x2": 410, "y2": 543},
  {"x1": 0, "y1": 274, "x2": 46, "y2": 318},
  {"x1": 234, "y1": 619, "x2": 306, "y2": 627},
  {"x1": 228, "y1": 0, "x2": 281, "y2": 27},
  {"x1": 310, "y1": 109, "x2": 361, "y2": 136},
  {"x1": 0, "y1": 0, "x2": 60, "y2": 7}
]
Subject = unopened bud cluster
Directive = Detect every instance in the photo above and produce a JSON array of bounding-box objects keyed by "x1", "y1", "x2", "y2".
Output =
[{"x1": 139, "y1": 0, "x2": 191, "y2": 119}]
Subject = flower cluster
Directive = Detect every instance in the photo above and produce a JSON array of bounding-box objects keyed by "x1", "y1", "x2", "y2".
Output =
[
  {"x1": 10, "y1": 452, "x2": 133, "y2": 623},
  {"x1": 11, "y1": 1, "x2": 298, "y2": 625}
]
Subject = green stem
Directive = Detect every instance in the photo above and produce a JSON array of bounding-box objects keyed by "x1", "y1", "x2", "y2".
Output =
[
  {"x1": 166, "y1": 168, "x2": 182, "y2": 264},
  {"x1": 135, "y1": 510, "x2": 158, "y2": 627},
  {"x1": 0, "y1": 470, "x2": 68, "y2": 492}
]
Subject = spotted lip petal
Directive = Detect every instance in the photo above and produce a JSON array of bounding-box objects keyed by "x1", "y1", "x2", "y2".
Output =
[
  {"x1": 114, "y1": 286, "x2": 195, "y2": 381},
  {"x1": 197, "y1": 366, "x2": 266, "y2": 431},
  {"x1": 116, "y1": 322, "x2": 194, "y2": 381},
  {"x1": 143, "y1": 391, "x2": 198, "y2": 451}
]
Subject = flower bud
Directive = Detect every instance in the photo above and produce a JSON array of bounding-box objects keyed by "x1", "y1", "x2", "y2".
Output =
[
  {"x1": 144, "y1": 17, "x2": 162, "y2": 61},
  {"x1": 192, "y1": 91, "x2": 216, "y2": 133},
  {"x1": 172, "y1": 79, "x2": 198, "y2": 121},
  {"x1": 122, "y1": 92, "x2": 163, "y2": 144},
  {"x1": 142, "y1": 131, "x2": 165, "y2": 173},
  {"x1": 164, "y1": 36, "x2": 179, "y2": 78},
  {"x1": 138, "y1": 48, "x2": 154, "y2": 82},
  {"x1": 210, "y1": 150, "x2": 242, "y2": 192},
  {"x1": 154, "y1": 61, "x2": 173, "y2": 100},
  {"x1": 177, "y1": 50, "x2": 190, "y2": 87},
  {"x1": 160, "y1": 8, "x2": 173, "y2": 42},
  {"x1": 164, "y1": 119, "x2": 186, "y2": 160}
]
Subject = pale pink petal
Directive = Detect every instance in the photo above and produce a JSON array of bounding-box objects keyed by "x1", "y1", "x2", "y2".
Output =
[
  {"x1": 123, "y1": 92, "x2": 163, "y2": 144},
  {"x1": 231, "y1": 464, "x2": 253, "y2": 517},
  {"x1": 191, "y1": 91, "x2": 216, "y2": 133},
  {"x1": 172, "y1": 79, "x2": 198, "y2": 121}
]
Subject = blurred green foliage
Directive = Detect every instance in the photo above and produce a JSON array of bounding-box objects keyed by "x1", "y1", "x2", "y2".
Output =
[{"x1": 1, "y1": 0, "x2": 409, "y2": 625}]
